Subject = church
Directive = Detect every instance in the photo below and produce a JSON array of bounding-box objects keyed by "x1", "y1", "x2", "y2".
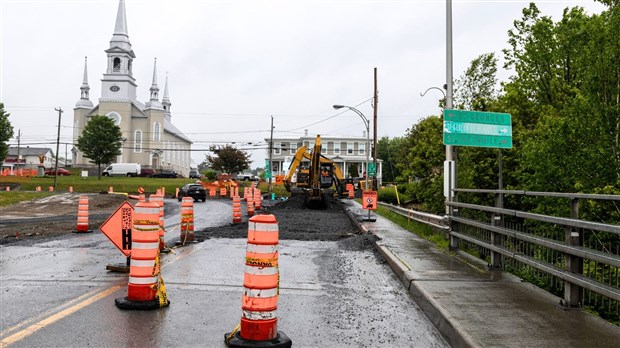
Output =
[{"x1": 72, "y1": 0, "x2": 192, "y2": 177}]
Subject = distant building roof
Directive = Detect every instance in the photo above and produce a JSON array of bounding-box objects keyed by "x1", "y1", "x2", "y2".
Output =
[{"x1": 7, "y1": 147, "x2": 54, "y2": 157}]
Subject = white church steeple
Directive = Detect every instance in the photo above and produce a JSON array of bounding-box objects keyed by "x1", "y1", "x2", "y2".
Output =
[
  {"x1": 162, "y1": 74, "x2": 172, "y2": 120},
  {"x1": 75, "y1": 57, "x2": 93, "y2": 108},
  {"x1": 101, "y1": 0, "x2": 137, "y2": 101},
  {"x1": 145, "y1": 58, "x2": 162, "y2": 110}
]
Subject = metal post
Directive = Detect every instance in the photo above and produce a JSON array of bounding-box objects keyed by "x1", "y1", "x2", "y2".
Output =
[
  {"x1": 490, "y1": 193, "x2": 504, "y2": 269},
  {"x1": 564, "y1": 198, "x2": 583, "y2": 307},
  {"x1": 268, "y1": 115, "x2": 274, "y2": 193},
  {"x1": 16, "y1": 129, "x2": 21, "y2": 171},
  {"x1": 53, "y1": 107, "x2": 63, "y2": 188},
  {"x1": 445, "y1": 0, "x2": 455, "y2": 215}
]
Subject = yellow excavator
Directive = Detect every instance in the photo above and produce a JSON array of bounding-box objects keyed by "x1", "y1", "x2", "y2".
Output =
[{"x1": 284, "y1": 135, "x2": 345, "y2": 208}]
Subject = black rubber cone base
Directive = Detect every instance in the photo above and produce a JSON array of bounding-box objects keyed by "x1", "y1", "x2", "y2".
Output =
[
  {"x1": 106, "y1": 264, "x2": 129, "y2": 273},
  {"x1": 72, "y1": 229, "x2": 93, "y2": 233},
  {"x1": 114, "y1": 297, "x2": 170, "y2": 310},
  {"x1": 225, "y1": 331, "x2": 291, "y2": 348}
]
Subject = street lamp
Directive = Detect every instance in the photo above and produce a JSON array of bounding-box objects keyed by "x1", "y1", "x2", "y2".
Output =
[{"x1": 333, "y1": 104, "x2": 370, "y2": 192}]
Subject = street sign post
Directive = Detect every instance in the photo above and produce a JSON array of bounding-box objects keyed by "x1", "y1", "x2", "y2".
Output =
[
  {"x1": 443, "y1": 109, "x2": 512, "y2": 149},
  {"x1": 99, "y1": 202, "x2": 134, "y2": 257},
  {"x1": 265, "y1": 159, "x2": 272, "y2": 179}
]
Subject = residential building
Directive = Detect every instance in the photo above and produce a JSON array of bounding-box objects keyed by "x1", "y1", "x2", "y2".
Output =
[
  {"x1": 72, "y1": 0, "x2": 192, "y2": 177},
  {"x1": 2, "y1": 147, "x2": 55, "y2": 169}
]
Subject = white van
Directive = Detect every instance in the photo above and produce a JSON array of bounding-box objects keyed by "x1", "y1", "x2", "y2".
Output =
[{"x1": 102, "y1": 163, "x2": 141, "y2": 177}]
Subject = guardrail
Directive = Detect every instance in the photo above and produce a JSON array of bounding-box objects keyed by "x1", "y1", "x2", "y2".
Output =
[{"x1": 379, "y1": 191, "x2": 620, "y2": 319}]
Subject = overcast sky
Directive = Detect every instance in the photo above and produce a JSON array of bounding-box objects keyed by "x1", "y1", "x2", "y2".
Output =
[{"x1": 0, "y1": 0, "x2": 606, "y2": 167}]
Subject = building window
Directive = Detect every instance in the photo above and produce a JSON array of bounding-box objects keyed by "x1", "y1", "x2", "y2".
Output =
[
  {"x1": 153, "y1": 122, "x2": 160, "y2": 142},
  {"x1": 334, "y1": 142, "x2": 341, "y2": 155},
  {"x1": 359, "y1": 142, "x2": 366, "y2": 155},
  {"x1": 113, "y1": 57, "x2": 121, "y2": 72},
  {"x1": 347, "y1": 142, "x2": 353, "y2": 155},
  {"x1": 290, "y1": 142, "x2": 296, "y2": 154},
  {"x1": 321, "y1": 142, "x2": 327, "y2": 153},
  {"x1": 274, "y1": 142, "x2": 281, "y2": 155},
  {"x1": 134, "y1": 130, "x2": 142, "y2": 152}
]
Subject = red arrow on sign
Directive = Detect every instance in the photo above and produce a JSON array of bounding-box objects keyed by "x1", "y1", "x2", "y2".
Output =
[{"x1": 99, "y1": 201, "x2": 134, "y2": 256}]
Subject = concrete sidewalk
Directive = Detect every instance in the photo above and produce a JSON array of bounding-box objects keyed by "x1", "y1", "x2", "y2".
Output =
[{"x1": 342, "y1": 199, "x2": 620, "y2": 348}]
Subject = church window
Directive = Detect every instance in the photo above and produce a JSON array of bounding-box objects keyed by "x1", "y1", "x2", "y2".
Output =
[
  {"x1": 134, "y1": 130, "x2": 142, "y2": 153},
  {"x1": 128, "y1": 60, "x2": 132, "y2": 75},
  {"x1": 153, "y1": 122, "x2": 160, "y2": 142},
  {"x1": 113, "y1": 58, "x2": 121, "y2": 72}
]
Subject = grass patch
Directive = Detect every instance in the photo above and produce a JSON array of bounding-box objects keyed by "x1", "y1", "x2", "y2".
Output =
[
  {"x1": 0, "y1": 192, "x2": 54, "y2": 207},
  {"x1": 374, "y1": 204, "x2": 449, "y2": 250},
  {"x1": 0, "y1": 175, "x2": 200, "y2": 195}
]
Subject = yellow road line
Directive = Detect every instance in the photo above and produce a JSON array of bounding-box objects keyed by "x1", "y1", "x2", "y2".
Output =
[{"x1": 0, "y1": 285, "x2": 122, "y2": 347}]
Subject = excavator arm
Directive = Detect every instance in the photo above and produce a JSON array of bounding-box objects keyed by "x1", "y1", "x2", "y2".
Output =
[{"x1": 284, "y1": 145, "x2": 307, "y2": 192}]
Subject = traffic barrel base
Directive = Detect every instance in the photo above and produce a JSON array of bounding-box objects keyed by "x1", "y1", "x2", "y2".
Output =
[
  {"x1": 224, "y1": 331, "x2": 291, "y2": 348},
  {"x1": 114, "y1": 297, "x2": 170, "y2": 310}
]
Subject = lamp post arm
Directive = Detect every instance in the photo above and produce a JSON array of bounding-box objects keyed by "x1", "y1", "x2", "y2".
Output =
[{"x1": 420, "y1": 86, "x2": 446, "y2": 98}]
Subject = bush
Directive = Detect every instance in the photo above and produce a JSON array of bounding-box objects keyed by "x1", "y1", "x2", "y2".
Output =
[
  {"x1": 204, "y1": 169, "x2": 217, "y2": 181},
  {"x1": 378, "y1": 186, "x2": 399, "y2": 204}
]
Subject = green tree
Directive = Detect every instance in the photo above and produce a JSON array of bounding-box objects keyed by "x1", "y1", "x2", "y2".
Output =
[
  {"x1": 0, "y1": 103, "x2": 14, "y2": 162},
  {"x1": 76, "y1": 115, "x2": 123, "y2": 179},
  {"x1": 206, "y1": 144, "x2": 251, "y2": 174},
  {"x1": 454, "y1": 53, "x2": 498, "y2": 111},
  {"x1": 398, "y1": 116, "x2": 445, "y2": 213},
  {"x1": 376, "y1": 136, "x2": 406, "y2": 183}
]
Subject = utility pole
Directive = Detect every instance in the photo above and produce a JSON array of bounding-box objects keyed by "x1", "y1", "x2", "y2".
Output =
[
  {"x1": 268, "y1": 115, "x2": 274, "y2": 193},
  {"x1": 16, "y1": 129, "x2": 21, "y2": 170},
  {"x1": 445, "y1": 0, "x2": 455, "y2": 215},
  {"x1": 373, "y1": 67, "x2": 378, "y2": 190},
  {"x1": 54, "y1": 107, "x2": 63, "y2": 188}
]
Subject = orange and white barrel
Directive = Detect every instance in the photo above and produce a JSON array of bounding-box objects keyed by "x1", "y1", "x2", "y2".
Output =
[
  {"x1": 243, "y1": 187, "x2": 249, "y2": 201},
  {"x1": 180, "y1": 197, "x2": 194, "y2": 242},
  {"x1": 246, "y1": 196, "x2": 255, "y2": 217},
  {"x1": 5, "y1": 186, "x2": 9, "y2": 192},
  {"x1": 76, "y1": 196, "x2": 90, "y2": 232},
  {"x1": 253, "y1": 188, "x2": 262, "y2": 210},
  {"x1": 109, "y1": 186, "x2": 114, "y2": 193},
  {"x1": 149, "y1": 194, "x2": 165, "y2": 251},
  {"x1": 49, "y1": 186, "x2": 54, "y2": 192},
  {"x1": 241, "y1": 214, "x2": 280, "y2": 341},
  {"x1": 209, "y1": 188, "x2": 216, "y2": 197},
  {"x1": 175, "y1": 187, "x2": 179, "y2": 198},
  {"x1": 36, "y1": 186, "x2": 41, "y2": 192},
  {"x1": 69, "y1": 186, "x2": 73, "y2": 193},
  {"x1": 232, "y1": 196, "x2": 242, "y2": 224},
  {"x1": 115, "y1": 202, "x2": 169, "y2": 309},
  {"x1": 220, "y1": 187, "x2": 227, "y2": 197},
  {"x1": 347, "y1": 184, "x2": 354, "y2": 199}
]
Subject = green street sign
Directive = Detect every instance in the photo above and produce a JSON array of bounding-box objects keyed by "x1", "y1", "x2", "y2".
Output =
[
  {"x1": 443, "y1": 109, "x2": 513, "y2": 149},
  {"x1": 367, "y1": 163, "x2": 376, "y2": 176},
  {"x1": 265, "y1": 160, "x2": 272, "y2": 178}
]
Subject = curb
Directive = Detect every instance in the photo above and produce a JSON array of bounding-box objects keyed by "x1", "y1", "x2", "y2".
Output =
[{"x1": 341, "y1": 199, "x2": 478, "y2": 348}]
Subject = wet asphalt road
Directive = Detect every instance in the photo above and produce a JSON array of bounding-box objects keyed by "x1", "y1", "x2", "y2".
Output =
[{"x1": 0, "y1": 199, "x2": 448, "y2": 347}]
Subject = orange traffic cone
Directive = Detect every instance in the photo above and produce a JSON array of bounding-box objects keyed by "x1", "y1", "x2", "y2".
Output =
[
  {"x1": 347, "y1": 184, "x2": 354, "y2": 199},
  {"x1": 180, "y1": 197, "x2": 194, "y2": 243},
  {"x1": 115, "y1": 202, "x2": 169, "y2": 310},
  {"x1": 225, "y1": 214, "x2": 291, "y2": 347},
  {"x1": 210, "y1": 188, "x2": 216, "y2": 197},
  {"x1": 232, "y1": 196, "x2": 242, "y2": 224},
  {"x1": 74, "y1": 196, "x2": 93, "y2": 233},
  {"x1": 247, "y1": 197, "x2": 255, "y2": 217},
  {"x1": 149, "y1": 194, "x2": 166, "y2": 252},
  {"x1": 254, "y1": 188, "x2": 262, "y2": 210}
]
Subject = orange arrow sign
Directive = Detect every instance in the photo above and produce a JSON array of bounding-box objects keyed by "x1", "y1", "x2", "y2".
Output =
[{"x1": 99, "y1": 201, "x2": 134, "y2": 256}]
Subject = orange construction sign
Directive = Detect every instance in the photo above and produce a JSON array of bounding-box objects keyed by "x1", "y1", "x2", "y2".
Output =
[
  {"x1": 99, "y1": 201, "x2": 134, "y2": 256},
  {"x1": 362, "y1": 190, "x2": 378, "y2": 210}
]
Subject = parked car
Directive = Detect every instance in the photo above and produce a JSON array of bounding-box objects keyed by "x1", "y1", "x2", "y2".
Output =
[
  {"x1": 139, "y1": 168, "x2": 155, "y2": 177},
  {"x1": 44, "y1": 168, "x2": 71, "y2": 176},
  {"x1": 152, "y1": 170, "x2": 178, "y2": 178},
  {"x1": 178, "y1": 183, "x2": 207, "y2": 202},
  {"x1": 189, "y1": 170, "x2": 200, "y2": 179},
  {"x1": 237, "y1": 173, "x2": 258, "y2": 181}
]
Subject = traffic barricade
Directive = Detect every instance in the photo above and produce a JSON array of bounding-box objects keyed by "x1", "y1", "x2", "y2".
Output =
[
  {"x1": 225, "y1": 214, "x2": 291, "y2": 347},
  {"x1": 180, "y1": 197, "x2": 194, "y2": 243},
  {"x1": 232, "y1": 196, "x2": 242, "y2": 224},
  {"x1": 74, "y1": 195, "x2": 92, "y2": 233},
  {"x1": 115, "y1": 202, "x2": 169, "y2": 310}
]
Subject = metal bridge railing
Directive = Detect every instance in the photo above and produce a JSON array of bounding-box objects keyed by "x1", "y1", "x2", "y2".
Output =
[{"x1": 379, "y1": 191, "x2": 620, "y2": 319}]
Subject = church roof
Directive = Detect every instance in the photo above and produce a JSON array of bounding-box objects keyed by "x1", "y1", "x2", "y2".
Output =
[{"x1": 164, "y1": 118, "x2": 192, "y2": 144}]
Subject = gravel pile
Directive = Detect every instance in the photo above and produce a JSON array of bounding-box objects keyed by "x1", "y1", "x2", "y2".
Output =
[{"x1": 195, "y1": 195, "x2": 361, "y2": 242}]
